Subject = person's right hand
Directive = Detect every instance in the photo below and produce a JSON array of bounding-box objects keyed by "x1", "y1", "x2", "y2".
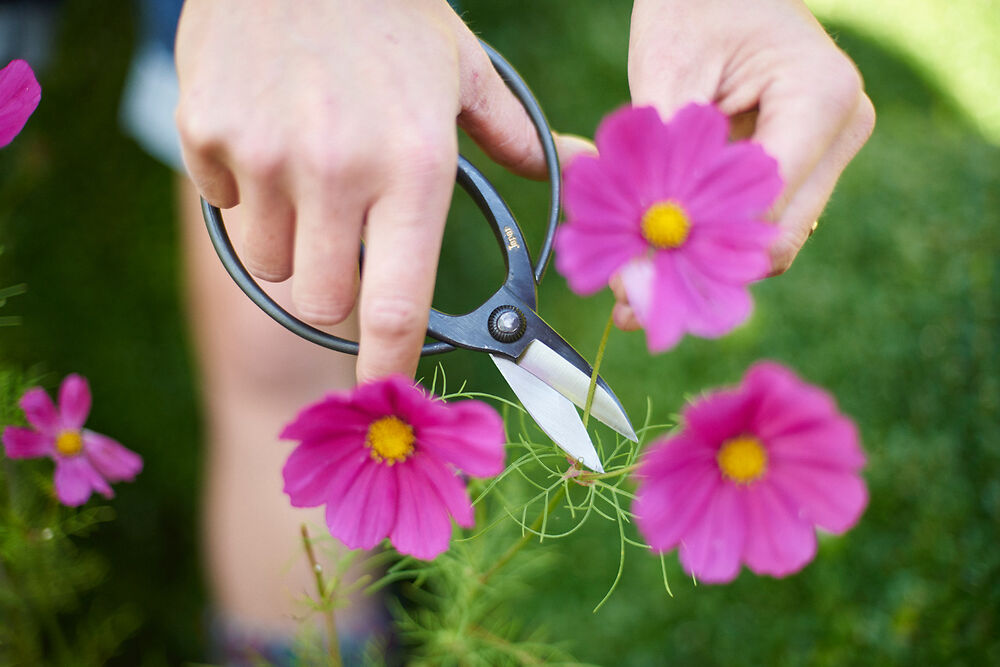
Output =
[{"x1": 176, "y1": 0, "x2": 590, "y2": 382}]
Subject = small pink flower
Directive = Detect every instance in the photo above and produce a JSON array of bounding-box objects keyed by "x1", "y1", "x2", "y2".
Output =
[
  {"x1": 280, "y1": 375, "x2": 505, "y2": 560},
  {"x1": 0, "y1": 59, "x2": 41, "y2": 148},
  {"x1": 554, "y1": 103, "x2": 782, "y2": 352},
  {"x1": 633, "y1": 362, "x2": 867, "y2": 583},
  {"x1": 3, "y1": 374, "x2": 143, "y2": 506}
]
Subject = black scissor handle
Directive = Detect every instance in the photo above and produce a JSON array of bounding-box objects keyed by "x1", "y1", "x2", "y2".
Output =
[{"x1": 202, "y1": 41, "x2": 560, "y2": 356}]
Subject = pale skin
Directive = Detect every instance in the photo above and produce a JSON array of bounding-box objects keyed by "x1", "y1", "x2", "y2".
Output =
[{"x1": 175, "y1": 0, "x2": 873, "y2": 637}]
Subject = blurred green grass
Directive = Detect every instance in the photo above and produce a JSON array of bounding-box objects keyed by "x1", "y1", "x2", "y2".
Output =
[{"x1": 0, "y1": 0, "x2": 997, "y2": 664}]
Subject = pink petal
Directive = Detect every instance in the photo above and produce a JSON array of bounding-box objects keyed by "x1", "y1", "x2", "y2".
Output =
[
  {"x1": 683, "y1": 221, "x2": 777, "y2": 284},
  {"x1": 657, "y1": 103, "x2": 730, "y2": 200},
  {"x1": 769, "y1": 461, "x2": 868, "y2": 534},
  {"x1": 677, "y1": 483, "x2": 746, "y2": 583},
  {"x1": 409, "y1": 454, "x2": 474, "y2": 528},
  {"x1": 390, "y1": 463, "x2": 453, "y2": 560},
  {"x1": 416, "y1": 400, "x2": 505, "y2": 478},
  {"x1": 279, "y1": 396, "x2": 368, "y2": 442},
  {"x1": 2, "y1": 426, "x2": 51, "y2": 458},
  {"x1": 621, "y1": 256, "x2": 687, "y2": 352},
  {"x1": 593, "y1": 106, "x2": 674, "y2": 205},
  {"x1": 351, "y1": 376, "x2": 406, "y2": 419},
  {"x1": 58, "y1": 374, "x2": 92, "y2": 430},
  {"x1": 684, "y1": 141, "x2": 783, "y2": 223},
  {"x1": 54, "y1": 457, "x2": 112, "y2": 506},
  {"x1": 380, "y1": 375, "x2": 455, "y2": 428},
  {"x1": 325, "y1": 460, "x2": 397, "y2": 551},
  {"x1": 0, "y1": 59, "x2": 40, "y2": 148},
  {"x1": 281, "y1": 434, "x2": 364, "y2": 507},
  {"x1": 634, "y1": 460, "x2": 721, "y2": 553},
  {"x1": 767, "y1": 416, "x2": 866, "y2": 471},
  {"x1": 741, "y1": 481, "x2": 817, "y2": 577},
  {"x1": 636, "y1": 432, "x2": 716, "y2": 481},
  {"x1": 295, "y1": 446, "x2": 370, "y2": 510},
  {"x1": 662, "y1": 252, "x2": 753, "y2": 337},
  {"x1": 81, "y1": 430, "x2": 143, "y2": 482},
  {"x1": 562, "y1": 153, "x2": 644, "y2": 226},
  {"x1": 681, "y1": 388, "x2": 753, "y2": 447},
  {"x1": 554, "y1": 222, "x2": 647, "y2": 296},
  {"x1": 743, "y1": 362, "x2": 840, "y2": 440},
  {"x1": 20, "y1": 387, "x2": 59, "y2": 434}
]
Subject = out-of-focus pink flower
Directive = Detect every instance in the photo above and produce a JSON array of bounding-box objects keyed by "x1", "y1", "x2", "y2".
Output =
[
  {"x1": 633, "y1": 362, "x2": 867, "y2": 583},
  {"x1": 280, "y1": 375, "x2": 505, "y2": 560},
  {"x1": 554, "y1": 103, "x2": 782, "y2": 352},
  {"x1": 0, "y1": 59, "x2": 41, "y2": 148},
  {"x1": 2, "y1": 374, "x2": 143, "y2": 506}
]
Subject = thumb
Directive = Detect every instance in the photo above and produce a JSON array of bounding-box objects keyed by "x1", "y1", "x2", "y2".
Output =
[{"x1": 455, "y1": 35, "x2": 588, "y2": 179}]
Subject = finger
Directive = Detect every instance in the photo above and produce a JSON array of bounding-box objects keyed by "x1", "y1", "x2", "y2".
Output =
[
  {"x1": 176, "y1": 108, "x2": 240, "y2": 208},
  {"x1": 557, "y1": 133, "x2": 598, "y2": 164},
  {"x1": 609, "y1": 273, "x2": 628, "y2": 302},
  {"x1": 355, "y1": 149, "x2": 456, "y2": 382},
  {"x1": 613, "y1": 302, "x2": 641, "y2": 331},
  {"x1": 237, "y1": 173, "x2": 296, "y2": 282},
  {"x1": 290, "y1": 175, "x2": 367, "y2": 325},
  {"x1": 752, "y1": 57, "x2": 864, "y2": 213},
  {"x1": 455, "y1": 34, "x2": 592, "y2": 178},
  {"x1": 769, "y1": 93, "x2": 875, "y2": 274}
]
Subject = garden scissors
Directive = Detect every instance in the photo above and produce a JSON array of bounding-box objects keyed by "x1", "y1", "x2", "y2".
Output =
[{"x1": 201, "y1": 43, "x2": 636, "y2": 472}]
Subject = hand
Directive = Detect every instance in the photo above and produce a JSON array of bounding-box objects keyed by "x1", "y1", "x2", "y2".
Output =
[
  {"x1": 176, "y1": 0, "x2": 590, "y2": 381},
  {"x1": 614, "y1": 0, "x2": 875, "y2": 330}
]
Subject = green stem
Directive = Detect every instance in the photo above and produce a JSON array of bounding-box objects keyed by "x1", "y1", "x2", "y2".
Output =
[
  {"x1": 300, "y1": 525, "x2": 342, "y2": 667},
  {"x1": 579, "y1": 461, "x2": 642, "y2": 481},
  {"x1": 480, "y1": 486, "x2": 566, "y2": 585},
  {"x1": 482, "y1": 306, "x2": 617, "y2": 585},
  {"x1": 583, "y1": 309, "x2": 616, "y2": 429}
]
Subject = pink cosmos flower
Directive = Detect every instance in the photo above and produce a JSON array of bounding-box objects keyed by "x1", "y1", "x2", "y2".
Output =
[
  {"x1": 280, "y1": 375, "x2": 505, "y2": 560},
  {"x1": 633, "y1": 362, "x2": 867, "y2": 583},
  {"x1": 0, "y1": 59, "x2": 41, "y2": 148},
  {"x1": 554, "y1": 103, "x2": 782, "y2": 352},
  {"x1": 2, "y1": 374, "x2": 143, "y2": 506}
]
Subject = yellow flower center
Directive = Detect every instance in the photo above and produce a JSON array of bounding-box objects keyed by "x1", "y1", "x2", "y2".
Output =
[
  {"x1": 641, "y1": 201, "x2": 691, "y2": 249},
  {"x1": 55, "y1": 430, "x2": 83, "y2": 457},
  {"x1": 717, "y1": 435, "x2": 767, "y2": 484},
  {"x1": 366, "y1": 416, "x2": 415, "y2": 465}
]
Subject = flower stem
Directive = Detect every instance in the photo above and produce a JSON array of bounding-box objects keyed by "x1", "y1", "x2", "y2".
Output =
[
  {"x1": 482, "y1": 306, "x2": 617, "y2": 585},
  {"x1": 300, "y1": 524, "x2": 342, "y2": 667},
  {"x1": 481, "y1": 485, "x2": 566, "y2": 585},
  {"x1": 579, "y1": 461, "x2": 642, "y2": 481},
  {"x1": 583, "y1": 309, "x2": 616, "y2": 429}
]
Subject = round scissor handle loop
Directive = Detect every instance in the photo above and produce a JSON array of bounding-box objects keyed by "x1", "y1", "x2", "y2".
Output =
[{"x1": 202, "y1": 40, "x2": 560, "y2": 356}]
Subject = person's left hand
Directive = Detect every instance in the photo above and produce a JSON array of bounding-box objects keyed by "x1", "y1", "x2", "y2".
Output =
[{"x1": 613, "y1": 0, "x2": 875, "y2": 330}]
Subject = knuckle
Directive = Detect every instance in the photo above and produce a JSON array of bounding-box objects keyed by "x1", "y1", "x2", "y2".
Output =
[
  {"x1": 233, "y1": 138, "x2": 286, "y2": 181},
  {"x1": 393, "y1": 133, "x2": 455, "y2": 182},
  {"x1": 500, "y1": 113, "x2": 542, "y2": 173},
  {"x1": 821, "y1": 57, "x2": 864, "y2": 116},
  {"x1": 175, "y1": 104, "x2": 224, "y2": 153},
  {"x1": 299, "y1": 142, "x2": 363, "y2": 183},
  {"x1": 460, "y1": 64, "x2": 491, "y2": 118},
  {"x1": 853, "y1": 94, "x2": 877, "y2": 141},
  {"x1": 363, "y1": 295, "x2": 427, "y2": 341}
]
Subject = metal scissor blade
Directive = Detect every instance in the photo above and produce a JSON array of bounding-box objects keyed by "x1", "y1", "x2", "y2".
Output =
[
  {"x1": 517, "y1": 340, "x2": 638, "y2": 442},
  {"x1": 490, "y1": 354, "x2": 604, "y2": 473}
]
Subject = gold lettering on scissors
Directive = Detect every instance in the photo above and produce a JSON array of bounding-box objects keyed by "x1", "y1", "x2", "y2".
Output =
[{"x1": 503, "y1": 226, "x2": 520, "y2": 250}]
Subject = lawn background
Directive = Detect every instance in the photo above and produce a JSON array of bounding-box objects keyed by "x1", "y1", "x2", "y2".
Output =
[{"x1": 0, "y1": 0, "x2": 997, "y2": 664}]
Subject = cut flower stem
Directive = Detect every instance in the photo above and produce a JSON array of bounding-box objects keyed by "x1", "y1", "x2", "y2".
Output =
[{"x1": 482, "y1": 306, "x2": 616, "y2": 585}]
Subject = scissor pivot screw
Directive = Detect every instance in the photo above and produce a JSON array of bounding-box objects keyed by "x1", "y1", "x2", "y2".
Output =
[{"x1": 489, "y1": 306, "x2": 526, "y2": 343}]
